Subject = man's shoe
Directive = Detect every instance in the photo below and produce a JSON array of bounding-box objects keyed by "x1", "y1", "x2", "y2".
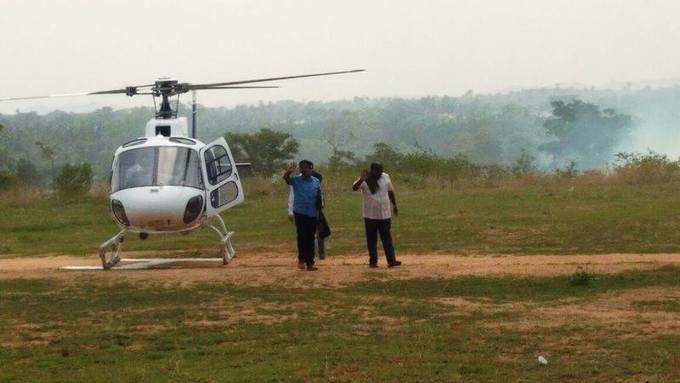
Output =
[
  {"x1": 388, "y1": 261, "x2": 402, "y2": 268},
  {"x1": 306, "y1": 265, "x2": 318, "y2": 271},
  {"x1": 298, "y1": 261, "x2": 306, "y2": 270},
  {"x1": 319, "y1": 253, "x2": 326, "y2": 260},
  {"x1": 369, "y1": 263, "x2": 378, "y2": 269}
]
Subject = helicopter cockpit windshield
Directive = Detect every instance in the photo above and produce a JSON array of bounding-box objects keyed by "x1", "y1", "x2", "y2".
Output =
[{"x1": 112, "y1": 147, "x2": 204, "y2": 192}]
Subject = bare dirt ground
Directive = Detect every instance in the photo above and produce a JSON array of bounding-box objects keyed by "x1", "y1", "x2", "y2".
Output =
[{"x1": 0, "y1": 251, "x2": 678, "y2": 287}]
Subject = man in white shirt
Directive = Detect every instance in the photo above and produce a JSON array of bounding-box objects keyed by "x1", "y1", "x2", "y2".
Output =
[{"x1": 352, "y1": 162, "x2": 401, "y2": 268}]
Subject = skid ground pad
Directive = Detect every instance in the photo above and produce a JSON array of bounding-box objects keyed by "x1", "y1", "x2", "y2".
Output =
[{"x1": 60, "y1": 258, "x2": 225, "y2": 270}]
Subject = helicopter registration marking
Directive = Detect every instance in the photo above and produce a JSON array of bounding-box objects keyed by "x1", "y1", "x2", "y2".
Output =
[{"x1": 148, "y1": 219, "x2": 175, "y2": 227}]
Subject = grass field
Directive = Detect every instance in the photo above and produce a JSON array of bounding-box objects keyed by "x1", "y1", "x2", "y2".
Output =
[
  {"x1": 1, "y1": 179, "x2": 679, "y2": 382},
  {"x1": 3, "y1": 179, "x2": 680, "y2": 256},
  {"x1": 1, "y1": 267, "x2": 678, "y2": 382}
]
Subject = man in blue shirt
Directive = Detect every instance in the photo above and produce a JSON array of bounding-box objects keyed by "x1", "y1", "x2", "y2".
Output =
[
  {"x1": 283, "y1": 160, "x2": 322, "y2": 271},
  {"x1": 288, "y1": 168, "x2": 329, "y2": 259}
]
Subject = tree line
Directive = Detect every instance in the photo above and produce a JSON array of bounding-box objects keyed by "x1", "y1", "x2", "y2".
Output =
[{"x1": 4, "y1": 83, "x2": 675, "y2": 188}]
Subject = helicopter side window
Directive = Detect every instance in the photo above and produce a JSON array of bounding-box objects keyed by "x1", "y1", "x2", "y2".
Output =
[
  {"x1": 204, "y1": 145, "x2": 233, "y2": 185},
  {"x1": 210, "y1": 181, "x2": 239, "y2": 208}
]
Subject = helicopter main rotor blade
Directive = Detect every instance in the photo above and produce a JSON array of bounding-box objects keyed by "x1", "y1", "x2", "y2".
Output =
[
  {"x1": 0, "y1": 69, "x2": 363, "y2": 101},
  {"x1": 192, "y1": 85, "x2": 280, "y2": 90},
  {"x1": 186, "y1": 69, "x2": 365, "y2": 89},
  {"x1": 0, "y1": 84, "x2": 155, "y2": 102},
  {"x1": 0, "y1": 92, "x2": 95, "y2": 102}
]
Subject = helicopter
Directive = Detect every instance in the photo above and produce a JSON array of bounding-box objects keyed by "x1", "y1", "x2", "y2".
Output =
[{"x1": 1, "y1": 69, "x2": 364, "y2": 269}]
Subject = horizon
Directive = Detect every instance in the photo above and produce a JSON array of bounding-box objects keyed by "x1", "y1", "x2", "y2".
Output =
[
  {"x1": 3, "y1": 77, "x2": 680, "y2": 116},
  {"x1": 2, "y1": 0, "x2": 680, "y2": 113}
]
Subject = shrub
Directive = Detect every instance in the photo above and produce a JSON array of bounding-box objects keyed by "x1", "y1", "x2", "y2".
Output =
[
  {"x1": 54, "y1": 163, "x2": 93, "y2": 201},
  {"x1": 365, "y1": 142, "x2": 404, "y2": 165},
  {"x1": 15, "y1": 158, "x2": 41, "y2": 185},
  {"x1": 614, "y1": 151, "x2": 680, "y2": 184},
  {"x1": 0, "y1": 170, "x2": 17, "y2": 190},
  {"x1": 400, "y1": 151, "x2": 439, "y2": 174},
  {"x1": 556, "y1": 161, "x2": 578, "y2": 179},
  {"x1": 569, "y1": 267, "x2": 591, "y2": 287},
  {"x1": 512, "y1": 149, "x2": 536, "y2": 176}
]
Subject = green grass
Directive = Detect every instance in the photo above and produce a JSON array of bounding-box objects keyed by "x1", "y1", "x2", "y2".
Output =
[
  {"x1": 1, "y1": 267, "x2": 678, "y2": 382},
  {"x1": 347, "y1": 265, "x2": 680, "y2": 302},
  {"x1": 4, "y1": 181, "x2": 680, "y2": 256}
]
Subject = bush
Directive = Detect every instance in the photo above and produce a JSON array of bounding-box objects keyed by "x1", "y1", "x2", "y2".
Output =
[
  {"x1": 400, "y1": 152, "x2": 440, "y2": 174},
  {"x1": 614, "y1": 151, "x2": 680, "y2": 184},
  {"x1": 54, "y1": 163, "x2": 93, "y2": 200},
  {"x1": 555, "y1": 161, "x2": 578, "y2": 179},
  {"x1": 569, "y1": 267, "x2": 591, "y2": 287},
  {"x1": 0, "y1": 170, "x2": 17, "y2": 190},
  {"x1": 512, "y1": 149, "x2": 536, "y2": 176},
  {"x1": 15, "y1": 158, "x2": 41, "y2": 185},
  {"x1": 365, "y1": 142, "x2": 404, "y2": 165}
]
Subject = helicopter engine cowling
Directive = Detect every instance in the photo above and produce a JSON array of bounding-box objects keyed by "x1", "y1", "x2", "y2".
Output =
[{"x1": 109, "y1": 186, "x2": 205, "y2": 233}]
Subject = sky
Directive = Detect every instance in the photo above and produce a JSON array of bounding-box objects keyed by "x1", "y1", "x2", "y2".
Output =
[{"x1": 1, "y1": 0, "x2": 680, "y2": 113}]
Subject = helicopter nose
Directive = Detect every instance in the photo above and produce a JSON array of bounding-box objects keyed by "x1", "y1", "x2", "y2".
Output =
[{"x1": 110, "y1": 186, "x2": 204, "y2": 231}]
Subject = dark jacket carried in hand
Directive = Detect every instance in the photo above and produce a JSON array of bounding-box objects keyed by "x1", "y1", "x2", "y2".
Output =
[{"x1": 312, "y1": 171, "x2": 331, "y2": 238}]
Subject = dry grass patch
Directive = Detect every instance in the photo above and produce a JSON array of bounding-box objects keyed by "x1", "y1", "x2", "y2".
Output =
[
  {"x1": 478, "y1": 287, "x2": 680, "y2": 341},
  {"x1": 1, "y1": 321, "x2": 62, "y2": 348}
]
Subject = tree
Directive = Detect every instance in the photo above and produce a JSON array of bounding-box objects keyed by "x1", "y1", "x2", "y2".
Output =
[
  {"x1": 328, "y1": 149, "x2": 356, "y2": 169},
  {"x1": 15, "y1": 158, "x2": 40, "y2": 185},
  {"x1": 0, "y1": 170, "x2": 16, "y2": 190},
  {"x1": 540, "y1": 99, "x2": 633, "y2": 169},
  {"x1": 54, "y1": 163, "x2": 93, "y2": 200},
  {"x1": 365, "y1": 143, "x2": 403, "y2": 165},
  {"x1": 512, "y1": 149, "x2": 536, "y2": 176},
  {"x1": 324, "y1": 111, "x2": 358, "y2": 168},
  {"x1": 35, "y1": 141, "x2": 57, "y2": 178},
  {"x1": 0, "y1": 148, "x2": 10, "y2": 172},
  {"x1": 0, "y1": 123, "x2": 9, "y2": 171},
  {"x1": 225, "y1": 128, "x2": 299, "y2": 175}
]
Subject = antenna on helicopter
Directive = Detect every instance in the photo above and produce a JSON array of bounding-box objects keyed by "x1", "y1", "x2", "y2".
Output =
[{"x1": 191, "y1": 90, "x2": 197, "y2": 139}]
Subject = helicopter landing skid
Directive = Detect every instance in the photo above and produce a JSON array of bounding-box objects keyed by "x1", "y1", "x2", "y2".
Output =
[
  {"x1": 207, "y1": 215, "x2": 235, "y2": 265},
  {"x1": 98, "y1": 230, "x2": 126, "y2": 270}
]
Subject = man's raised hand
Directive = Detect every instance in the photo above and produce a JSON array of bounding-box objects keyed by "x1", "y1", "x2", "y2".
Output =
[
  {"x1": 283, "y1": 162, "x2": 298, "y2": 185},
  {"x1": 353, "y1": 169, "x2": 369, "y2": 191},
  {"x1": 360, "y1": 169, "x2": 369, "y2": 180}
]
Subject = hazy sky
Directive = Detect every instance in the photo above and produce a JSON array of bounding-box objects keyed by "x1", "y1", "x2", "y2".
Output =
[{"x1": 2, "y1": 0, "x2": 680, "y2": 113}]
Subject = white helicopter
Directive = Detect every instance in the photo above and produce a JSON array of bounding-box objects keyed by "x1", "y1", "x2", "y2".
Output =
[{"x1": 1, "y1": 70, "x2": 364, "y2": 269}]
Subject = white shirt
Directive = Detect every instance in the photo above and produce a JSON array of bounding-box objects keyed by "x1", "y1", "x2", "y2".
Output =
[
  {"x1": 287, "y1": 186, "x2": 294, "y2": 216},
  {"x1": 358, "y1": 172, "x2": 394, "y2": 220}
]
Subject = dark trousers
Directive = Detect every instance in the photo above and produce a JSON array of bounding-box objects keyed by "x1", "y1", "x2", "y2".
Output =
[
  {"x1": 364, "y1": 218, "x2": 396, "y2": 265},
  {"x1": 294, "y1": 213, "x2": 318, "y2": 266}
]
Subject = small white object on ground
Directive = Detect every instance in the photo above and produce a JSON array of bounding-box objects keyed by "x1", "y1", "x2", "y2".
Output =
[{"x1": 538, "y1": 356, "x2": 548, "y2": 365}]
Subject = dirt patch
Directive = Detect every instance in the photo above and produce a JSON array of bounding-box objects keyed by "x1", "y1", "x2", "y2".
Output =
[
  {"x1": 0, "y1": 251, "x2": 678, "y2": 288},
  {"x1": 480, "y1": 287, "x2": 680, "y2": 339},
  {"x1": 1, "y1": 321, "x2": 61, "y2": 348}
]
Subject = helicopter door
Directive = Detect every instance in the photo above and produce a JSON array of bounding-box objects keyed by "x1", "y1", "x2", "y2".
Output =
[{"x1": 200, "y1": 138, "x2": 244, "y2": 215}]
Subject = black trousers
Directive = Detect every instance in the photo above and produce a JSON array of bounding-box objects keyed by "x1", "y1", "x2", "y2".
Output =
[
  {"x1": 364, "y1": 218, "x2": 396, "y2": 265},
  {"x1": 294, "y1": 213, "x2": 318, "y2": 266}
]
